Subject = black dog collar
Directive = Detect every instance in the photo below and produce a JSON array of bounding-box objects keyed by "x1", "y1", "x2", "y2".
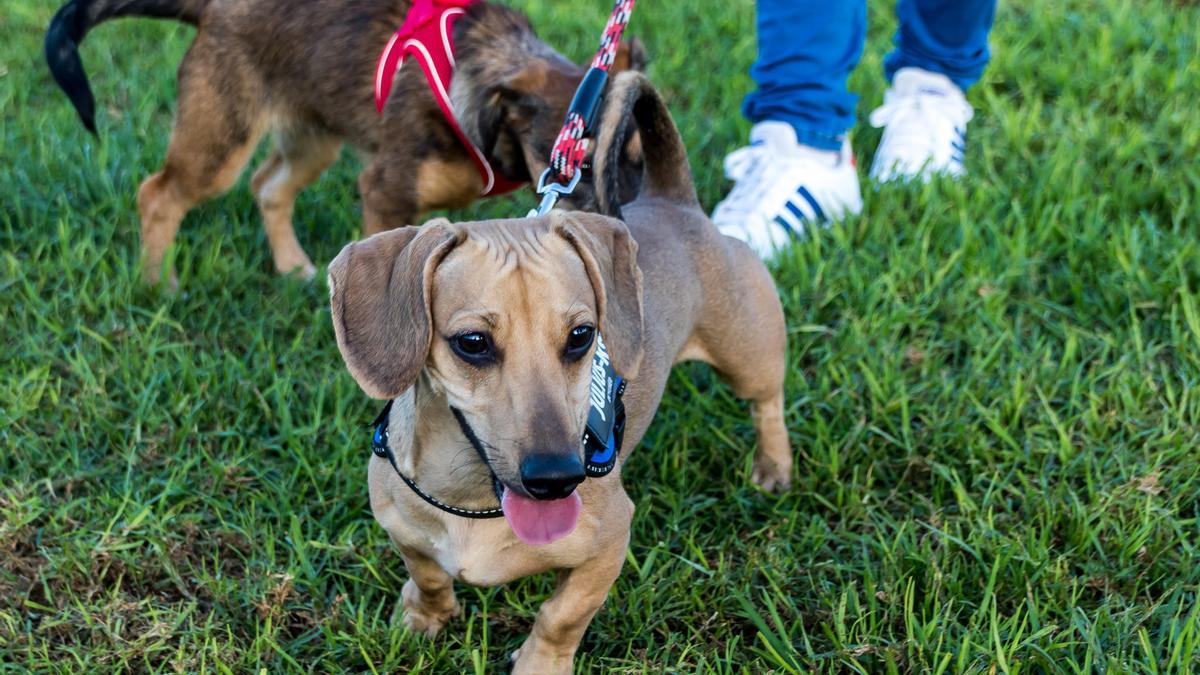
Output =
[
  {"x1": 371, "y1": 401, "x2": 504, "y2": 519},
  {"x1": 369, "y1": 335, "x2": 628, "y2": 520}
]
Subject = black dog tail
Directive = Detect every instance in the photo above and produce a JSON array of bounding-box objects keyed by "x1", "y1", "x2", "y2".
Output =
[
  {"x1": 593, "y1": 71, "x2": 699, "y2": 219},
  {"x1": 45, "y1": 0, "x2": 208, "y2": 133}
]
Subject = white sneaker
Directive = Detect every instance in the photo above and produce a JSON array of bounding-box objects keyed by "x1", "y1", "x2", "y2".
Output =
[
  {"x1": 869, "y1": 67, "x2": 974, "y2": 182},
  {"x1": 712, "y1": 121, "x2": 863, "y2": 258}
]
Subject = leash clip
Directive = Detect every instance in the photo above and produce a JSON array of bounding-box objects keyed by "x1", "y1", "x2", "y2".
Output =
[{"x1": 527, "y1": 168, "x2": 582, "y2": 217}]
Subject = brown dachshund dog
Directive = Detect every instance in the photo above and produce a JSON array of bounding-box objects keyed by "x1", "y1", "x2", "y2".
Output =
[
  {"x1": 45, "y1": 0, "x2": 644, "y2": 285},
  {"x1": 328, "y1": 72, "x2": 791, "y2": 673}
]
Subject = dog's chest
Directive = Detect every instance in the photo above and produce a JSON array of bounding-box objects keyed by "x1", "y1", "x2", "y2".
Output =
[{"x1": 429, "y1": 522, "x2": 540, "y2": 587}]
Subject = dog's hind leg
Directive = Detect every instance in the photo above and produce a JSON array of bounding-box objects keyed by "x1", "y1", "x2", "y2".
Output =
[
  {"x1": 136, "y1": 37, "x2": 265, "y2": 286},
  {"x1": 395, "y1": 547, "x2": 461, "y2": 638},
  {"x1": 747, "y1": 390, "x2": 791, "y2": 492},
  {"x1": 686, "y1": 242, "x2": 793, "y2": 492},
  {"x1": 251, "y1": 132, "x2": 342, "y2": 278}
]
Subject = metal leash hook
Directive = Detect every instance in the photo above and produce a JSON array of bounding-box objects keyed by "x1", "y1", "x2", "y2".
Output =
[
  {"x1": 527, "y1": 64, "x2": 609, "y2": 217},
  {"x1": 528, "y1": 168, "x2": 582, "y2": 217}
]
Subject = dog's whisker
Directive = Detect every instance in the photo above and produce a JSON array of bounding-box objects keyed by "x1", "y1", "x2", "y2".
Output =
[
  {"x1": 449, "y1": 459, "x2": 489, "y2": 478},
  {"x1": 449, "y1": 445, "x2": 481, "y2": 465}
]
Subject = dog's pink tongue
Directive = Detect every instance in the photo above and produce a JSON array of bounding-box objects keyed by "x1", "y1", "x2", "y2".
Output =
[{"x1": 501, "y1": 489, "x2": 582, "y2": 546}]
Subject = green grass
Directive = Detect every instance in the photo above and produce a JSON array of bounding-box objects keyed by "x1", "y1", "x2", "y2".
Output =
[{"x1": 3, "y1": 0, "x2": 1199, "y2": 671}]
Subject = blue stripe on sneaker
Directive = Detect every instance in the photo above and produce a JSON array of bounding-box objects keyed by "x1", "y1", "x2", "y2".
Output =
[
  {"x1": 952, "y1": 128, "x2": 967, "y2": 166},
  {"x1": 796, "y1": 186, "x2": 826, "y2": 222},
  {"x1": 772, "y1": 215, "x2": 796, "y2": 237},
  {"x1": 783, "y1": 200, "x2": 808, "y2": 226}
]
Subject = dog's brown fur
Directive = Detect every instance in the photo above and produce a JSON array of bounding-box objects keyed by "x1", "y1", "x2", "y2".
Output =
[
  {"x1": 328, "y1": 72, "x2": 791, "y2": 673},
  {"x1": 45, "y1": 0, "x2": 644, "y2": 284}
]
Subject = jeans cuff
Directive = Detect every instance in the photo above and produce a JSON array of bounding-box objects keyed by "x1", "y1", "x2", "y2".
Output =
[
  {"x1": 748, "y1": 115, "x2": 846, "y2": 151},
  {"x1": 883, "y1": 50, "x2": 985, "y2": 92},
  {"x1": 777, "y1": 119, "x2": 845, "y2": 152}
]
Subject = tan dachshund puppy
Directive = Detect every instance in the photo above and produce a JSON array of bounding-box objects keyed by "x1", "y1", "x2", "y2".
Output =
[
  {"x1": 44, "y1": 0, "x2": 644, "y2": 284},
  {"x1": 328, "y1": 72, "x2": 791, "y2": 673}
]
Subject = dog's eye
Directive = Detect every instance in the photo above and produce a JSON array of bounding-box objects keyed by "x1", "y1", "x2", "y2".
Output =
[
  {"x1": 564, "y1": 325, "x2": 595, "y2": 359},
  {"x1": 450, "y1": 332, "x2": 495, "y2": 364}
]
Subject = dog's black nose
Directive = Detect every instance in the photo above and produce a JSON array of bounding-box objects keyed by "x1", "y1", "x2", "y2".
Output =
[{"x1": 520, "y1": 453, "x2": 586, "y2": 500}]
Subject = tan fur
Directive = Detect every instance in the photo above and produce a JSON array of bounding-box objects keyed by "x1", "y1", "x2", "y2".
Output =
[
  {"x1": 328, "y1": 77, "x2": 791, "y2": 669},
  {"x1": 414, "y1": 159, "x2": 483, "y2": 214}
]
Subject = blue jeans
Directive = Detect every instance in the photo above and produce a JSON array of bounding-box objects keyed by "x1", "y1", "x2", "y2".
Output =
[{"x1": 743, "y1": 0, "x2": 996, "y2": 150}]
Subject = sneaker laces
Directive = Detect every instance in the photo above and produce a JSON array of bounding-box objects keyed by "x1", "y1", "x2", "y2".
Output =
[{"x1": 724, "y1": 144, "x2": 766, "y2": 182}]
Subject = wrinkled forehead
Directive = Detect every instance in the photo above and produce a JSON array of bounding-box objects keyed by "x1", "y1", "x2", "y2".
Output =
[{"x1": 430, "y1": 220, "x2": 595, "y2": 321}]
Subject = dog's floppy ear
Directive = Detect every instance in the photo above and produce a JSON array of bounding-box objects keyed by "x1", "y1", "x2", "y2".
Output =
[
  {"x1": 328, "y1": 220, "x2": 461, "y2": 399},
  {"x1": 476, "y1": 62, "x2": 563, "y2": 178},
  {"x1": 612, "y1": 37, "x2": 648, "y2": 73},
  {"x1": 553, "y1": 213, "x2": 644, "y2": 379}
]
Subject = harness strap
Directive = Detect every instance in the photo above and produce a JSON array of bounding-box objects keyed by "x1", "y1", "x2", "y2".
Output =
[{"x1": 374, "y1": 0, "x2": 524, "y2": 197}]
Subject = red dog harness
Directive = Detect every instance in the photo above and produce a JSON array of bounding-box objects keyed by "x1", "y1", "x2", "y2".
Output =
[{"x1": 374, "y1": 0, "x2": 524, "y2": 197}]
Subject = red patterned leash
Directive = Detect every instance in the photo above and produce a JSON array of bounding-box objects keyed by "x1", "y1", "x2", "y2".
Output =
[{"x1": 529, "y1": 0, "x2": 637, "y2": 216}]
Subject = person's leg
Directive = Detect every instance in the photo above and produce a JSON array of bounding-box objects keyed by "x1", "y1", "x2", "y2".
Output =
[
  {"x1": 884, "y1": 0, "x2": 996, "y2": 91},
  {"x1": 713, "y1": 0, "x2": 868, "y2": 258},
  {"x1": 869, "y1": 0, "x2": 995, "y2": 182},
  {"x1": 742, "y1": 0, "x2": 867, "y2": 150}
]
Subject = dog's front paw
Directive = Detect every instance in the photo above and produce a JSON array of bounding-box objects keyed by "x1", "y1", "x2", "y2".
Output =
[
  {"x1": 752, "y1": 456, "x2": 792, "y2": 493},
  {"x1": 397, "y1": 579, "x2": 461, "y2": 638},
  {"x1": 291, "y1": 262, "x2": 318, "y2": 281},
  {"x1": 402, "y1": 605, "x2": 455, "y2": 638},
  {"x1": 141, "y1": 265, "x2": 180, "y2": 292},
  {"x1": 275, "y1": 254, "x2": 317, "y2": 281},
  {"x1": 509, "y1": 639, "x2": 573, "y2": 675}
]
